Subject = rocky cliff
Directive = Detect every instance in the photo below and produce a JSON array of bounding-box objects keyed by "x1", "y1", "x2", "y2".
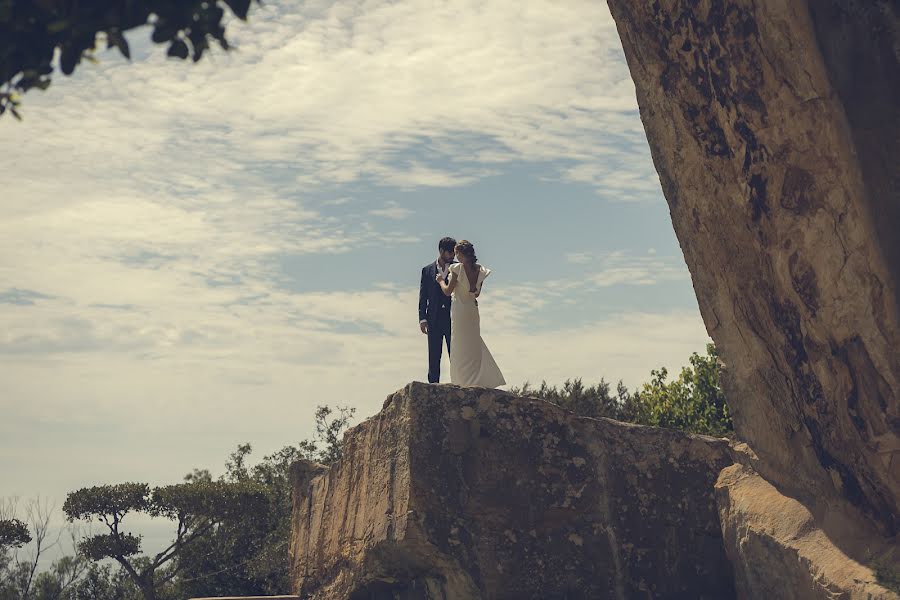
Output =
[
  {"x1": 291, "y1": 383, "x2": 741, "y2": 599},
  {"x1": 290, "y1": 383, "x2": 897, "y2": 599},
  {"x1": 605, "y1": 0, "x2": 900, "y2": 535}
]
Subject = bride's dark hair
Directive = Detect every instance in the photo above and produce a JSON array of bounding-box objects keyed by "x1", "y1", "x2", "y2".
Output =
[{"x1": 455, "y1": 240, "x2": 477, "y2": 264}]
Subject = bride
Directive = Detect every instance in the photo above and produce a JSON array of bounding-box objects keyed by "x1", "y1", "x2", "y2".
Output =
[{"x1": 437, "y1": 240, "x2": 505, "y2": 388}]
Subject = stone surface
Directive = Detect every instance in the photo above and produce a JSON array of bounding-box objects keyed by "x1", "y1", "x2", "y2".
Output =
[
  {"x1": 291, "y1": 382, "x2": 742, "y2": 599},
  {"x1": 716, "y1": 463, "x2": 899, "y2": 599},
  {"x1": 605, "y1": 0, "x2": 900, "y2": 534}
]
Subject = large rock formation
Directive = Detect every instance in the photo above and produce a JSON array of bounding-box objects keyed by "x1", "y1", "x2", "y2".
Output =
[
  {"x1": 605, "y1": 0, "x2": 900, "y2": 534},
  {"x1": 716, "y1": 464, "x2": 896, "y2": 599},
  {"x1": 291, "y1": 383, "x2": 742, "y2": 599}
]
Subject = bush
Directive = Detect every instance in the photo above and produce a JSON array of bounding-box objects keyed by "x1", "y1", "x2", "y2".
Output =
[{"x1": 511, "y1": 344, "x2": 733, "y2": 437}]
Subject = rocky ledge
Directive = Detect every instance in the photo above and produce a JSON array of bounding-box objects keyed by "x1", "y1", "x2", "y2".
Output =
[{"x1": 290, "y1": 382, "x2": 746, "y2": 599}]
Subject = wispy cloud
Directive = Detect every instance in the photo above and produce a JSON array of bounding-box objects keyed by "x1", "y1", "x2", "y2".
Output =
[
  {"x1": 565, "y1": 252, "x2": 593, "y2": 265},
  {"x1": 369, "y1": 201, "x2": 412, "y2": 220},
  {"x1": 0, "y1": 289, "x2": 55, "y2": 306},
  {"x1": 3, "y1": 0, "x2": 655, "y2": 198},
  {"x1": 0, "y1": 0, "x2": 660, "y2": 337},
  {"x1": 564, "y1": 250, "x2": 689, "y2": 288}
]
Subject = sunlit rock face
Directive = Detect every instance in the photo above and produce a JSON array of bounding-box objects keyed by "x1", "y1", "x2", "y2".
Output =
[
  {"x1": 290, "y1": 383, "x2": 741, "y2": 599},
  {"x1": 605, "y1": 0, "x2": 899, "y2": 534},
  {"x1": 716, "y1": 464, "x2": 898, "y2": 600}
]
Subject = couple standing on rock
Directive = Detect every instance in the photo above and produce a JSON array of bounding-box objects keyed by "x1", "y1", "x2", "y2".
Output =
[{"x1": 418, "y1": 237, "x2": 506, "y2": 389}]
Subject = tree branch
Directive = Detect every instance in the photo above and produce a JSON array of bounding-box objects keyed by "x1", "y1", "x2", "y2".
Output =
[
  {"x1": 151, "y1": 517, "x2": 215, "y2": 570},
  {"x1": 20, "y1": 497, "x2": 60, "y2": 600},
  {"x1": 150, "y1": 519, "x2": 184, "y2": 569}
]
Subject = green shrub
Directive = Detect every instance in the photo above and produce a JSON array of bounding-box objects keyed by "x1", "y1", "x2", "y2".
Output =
[{"x1": 512, "y1": 343, "x2": 733, "y2": 437}]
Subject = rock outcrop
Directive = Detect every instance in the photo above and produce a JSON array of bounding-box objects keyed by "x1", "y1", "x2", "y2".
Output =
[
  {"x1": 716, "y1": 464, "x2": 897, "y2": 599},
  {"x1": 291, "y1": 383, "x2": 742, "y2": 599},
  {"x1": 605, "y1": 0, "x2": 900, "y2": 534}
]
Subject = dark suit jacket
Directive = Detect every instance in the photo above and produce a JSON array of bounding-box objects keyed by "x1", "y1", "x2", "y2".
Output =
[{"x1": 419, "y1": 261, "x2": 452, "y2": 326}]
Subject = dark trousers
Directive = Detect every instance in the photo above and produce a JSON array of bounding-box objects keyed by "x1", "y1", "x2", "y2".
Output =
[{"x1": 427, "y1": 315, "x2": 451, "y2": 383}]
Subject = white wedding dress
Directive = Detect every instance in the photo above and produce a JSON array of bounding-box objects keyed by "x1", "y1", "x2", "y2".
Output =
[{"x1": 448, "y1": 263, "x2": 505, "y2": 388}]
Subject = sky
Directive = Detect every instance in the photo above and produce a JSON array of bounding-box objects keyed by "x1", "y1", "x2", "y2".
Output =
[{"x1": 0, "y1": 0, "x2": 711, "y2": 557}]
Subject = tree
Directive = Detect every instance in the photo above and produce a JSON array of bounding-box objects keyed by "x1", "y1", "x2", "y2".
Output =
[
  {"x1": 55, "y1": 404, "x2": 355, "y2": 599},
  {"x1": 62, "y1": 480, "x2": 268, "y2": 600},
  {"x1": 23, "y1": 553, "x2": 90, "y2": 600},
  {"x1": 0, "y1": 0, "x2": 261, "y2": 119},
  {"x1": 310, "y1": 405, "x2": 356, "y2": 465},
  {"x1": 69, "y1": 562, "x2": 144, "y2": 600},
  {"x1": 174, "y1": 404, "x2": 356, "y2": 598},
  {"x1": 0, "y1": 515, "x2": 31, "y2": 596},
  {"x1": 630, "y1": 343, "x2": 732, "y2": 436},
  {"x1": 0, "y1": 497, "x2": 67, "y2": 600}
]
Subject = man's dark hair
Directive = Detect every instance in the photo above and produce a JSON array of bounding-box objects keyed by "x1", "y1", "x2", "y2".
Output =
[{"x1": 438, "y1": 237, "x2": 457, "y2": 253}]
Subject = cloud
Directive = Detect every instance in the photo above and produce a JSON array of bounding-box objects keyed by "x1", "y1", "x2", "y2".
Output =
[
  {"x1": 0, "y1": 0, "x2": 663, "y2": 355},
  {"x1": 565, "y1": 252, "x2": 593, "y2": 265},
  {"x1": 373, "y1": 163, "x2": 488, "y2": 189},
  {"x1": 2, "y1": 0, "x2": 656, "y2": 198},
  {"x1": 563, "y1": 250, "x2": 690, "y2": 288},
  {"x1": 0, "y1": 260, "x2": 704, "y2": 418},
  {"x1": 0, "y1": 289, "x2": 55, "y2": 306},
  {"x1": 368, "y1": 201, "x2": 413, "y2": 220},
  {"x1": 0, "y1": 286, "x2": 708, "y2": 428}
]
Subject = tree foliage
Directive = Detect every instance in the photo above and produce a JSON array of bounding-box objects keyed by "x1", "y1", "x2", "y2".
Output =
[
  {"x1": 63, "y1": 480, "x2": 269, "y2": 600},
  {"x1": 511, "y1": 343, "x2": 733, "y2": 437},
  {"x1": 0, "y1": 520, "x2": 30, "y2": 552},
  {"x1": 312, "y1": 405, "x2": 356, "y2": 464},
  {"x1": 8, "y1": 554, "x2": 90, "y2": 600},
  {"x1": 175, "y1": 404, "x2": 355, "y2": 598},
  {"x1": 0, "y1": 0, "x2": 260, "y2": 119},
  {"x1": 512, "y1": 378, "x2": 632, "y2": 421},
  {"x1": 68, "y1": 562, "x2": 144, "y2": 600},
  {"x1": 630, "y1": 343, "x2": 732, "y2": 436}
]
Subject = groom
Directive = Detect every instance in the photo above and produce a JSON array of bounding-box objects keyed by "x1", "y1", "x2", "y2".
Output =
[{"x1": 419, "y1": 237, "x2": 456, "y2": 383}]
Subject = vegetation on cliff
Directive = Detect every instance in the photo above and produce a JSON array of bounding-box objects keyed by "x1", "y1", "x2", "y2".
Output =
[{"x1": 511, "y1": 343, "x2": 732, "y2": 437}]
